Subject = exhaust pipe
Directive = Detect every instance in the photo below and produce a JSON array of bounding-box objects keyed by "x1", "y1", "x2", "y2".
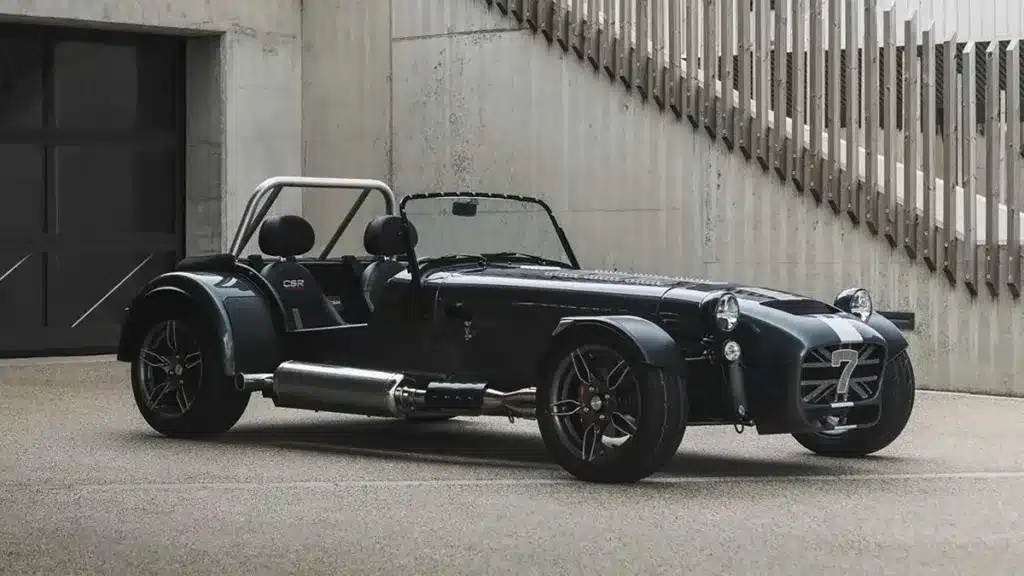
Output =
[{"x1": 237, "y1": 361, "x2": 536, "y2": 419}]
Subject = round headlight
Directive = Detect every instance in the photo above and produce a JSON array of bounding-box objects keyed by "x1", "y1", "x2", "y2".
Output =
[
  {"x1": 849, "y1": 289, "x2": 873, "y2": 321},
  {"x1": 715, "y1": 293, "x2": 740, "y2": 332}
]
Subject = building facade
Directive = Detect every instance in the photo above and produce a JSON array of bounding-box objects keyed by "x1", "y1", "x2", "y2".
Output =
[{"x1": 2, "y1": 0, "x2": 1023, "y2": 363}]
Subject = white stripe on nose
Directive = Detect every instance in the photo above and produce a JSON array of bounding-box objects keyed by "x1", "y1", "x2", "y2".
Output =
[{"x1": 817, "y1": 315, "x2": 864, "y2": 344}]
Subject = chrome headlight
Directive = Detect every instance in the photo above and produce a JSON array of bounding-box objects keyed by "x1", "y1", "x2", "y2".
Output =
[
  {"x1": 714, "y1": 292, "x2": 740, "y2": 332},
  {"x1": 834, "y1": 287, "x2": 873, "y2": 321}
]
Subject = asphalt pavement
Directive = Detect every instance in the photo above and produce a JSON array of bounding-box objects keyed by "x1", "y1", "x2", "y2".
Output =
[{"x1": 2, "y1": 356, "x2": 1023, "y2": 575}]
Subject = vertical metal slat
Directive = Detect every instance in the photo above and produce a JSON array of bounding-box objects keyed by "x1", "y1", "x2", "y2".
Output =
[
  {"x1": 863, "y1": 0, "x2": 879, "y2": 233},
  {"x1": 921, "y1": 24, "x2": 937, "y2": 270},
  {"x1": 539, "y1": 0, "x2": 555, "y2": 41},
  {"x1": 984, "y1": 40, "x2": 1000, "y2": 296},
  {"x1": 755, "y1": 0, "x2": 770, "y2": 168},
  {"x1": 603, "y1": 0, "x2": 616, "y2": 76},
  {"x1": 636, "y1": 0, "x2": 650, "y2": 98},
  {"x1": 773, "y1": 0, "x2": 789, "y2": 180},
  {"x1": 720, "y1": 0, "x2": 735, "y2": 148},
  {"x1": 619, "y1": 0, "x2": 634, "y2": 87},
  {"x1": 844, "y1": 0, "x2": 859, "y2": 222},
  {"x1": 791, "y1": 0, "x2": 806, "y2": 191},
  {"x1": 686, "y1": 0, "x2": 699, "y2": 125},
  {"x1": 669, "y1": 0, "x2": 683, "y2": 116},
  {"x1": 586, "y1": 0, "x2": 601, "y2": 68},
  {"x1": 510, "y1": 0, "x2": 524, "y2": 21},
  {"x1": 808, "y1": 0, "x2": 825, "y2": 202},
  {"x1": 652, "y1": 0, "x2": 666, "y2": 107},
  {"x1": 902, "y1": 13, "x2": 919, "y2": 259},
  {"x1": 1007, "y1": 40, "x2": 1021, "y2": 297},
  {"x1": 738, "y1": 0, "x2": 753, "y2": 159},
  {"x1": 556, "y1": 0, "x2": 571, "y2": 51},
  {"x1": 941, "y1": 34, "x2": 959, "y2": 284},
  {"x1": 703, "y1": 0, "x2": 718, "y2": 137},
  {"x1": 524, "y1": 0, "x2": 539, "y2": 30},
  {"x1": 571, "y1": 0, "x2": 586, "y2": 58},
  {"x1": 882, "y1": 7, "x2": 897, "y2": 247},
  {"x1": 826, "y1": 0, "x2": 842, "y2": 213},
  {"x1": 963, "y1": 42, "x2": 979, "y2": 295}
]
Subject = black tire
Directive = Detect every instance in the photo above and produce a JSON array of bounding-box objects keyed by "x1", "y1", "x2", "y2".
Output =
[
  {"x1": 537, "y1": 328, "x2": 688, "y2": 483},
  {"x1": 792, "y1": 348, "x2": 915, "y2": 457},
  {"x1": 129, "y1": 306, "x2": 250, "y2": 438}
]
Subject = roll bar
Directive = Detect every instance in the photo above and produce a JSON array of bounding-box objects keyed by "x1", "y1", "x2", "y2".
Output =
[{"x1": 228, "y1": 176, "x2": 398, "y2": 258}]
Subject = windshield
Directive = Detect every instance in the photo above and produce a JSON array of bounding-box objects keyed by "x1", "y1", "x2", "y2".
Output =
[{"x1": 401, "y1": 195, "x2": 575, "y2": 267}]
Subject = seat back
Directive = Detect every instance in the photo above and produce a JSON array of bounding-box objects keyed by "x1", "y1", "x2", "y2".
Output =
[
  {"x1": 261, "y1": 261, "x2": 344, "y2": 329},
  {"x1": 361, "y1": 259, "x2": 407, "y2": 312},
  {"x1": 360, "y1": 215, "x2": 418, "y2": 313},
  {"x1": 258, "y1": 215, "x2": 344, "y2": 329}
]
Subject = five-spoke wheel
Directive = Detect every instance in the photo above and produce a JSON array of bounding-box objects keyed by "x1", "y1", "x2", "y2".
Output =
[
  {"x1": 137, "y1": 320, "x2": 203, "y2": 418},
  {"x1": 537, "y1": 329, "x2": 688, "y2": 483},
  {"x1": 548, "y1": 345, "x2": 642, "y2": 462},
  {"x1": 129, "y1": 310, "x2": 250, "y2": 438}
]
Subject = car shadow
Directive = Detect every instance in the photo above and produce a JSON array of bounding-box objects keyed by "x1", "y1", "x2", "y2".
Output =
[{"x1": 164, "y1": 416, "x2": 852, "y2": 479}]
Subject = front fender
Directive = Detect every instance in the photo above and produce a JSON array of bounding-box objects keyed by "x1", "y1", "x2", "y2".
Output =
[
  {"x1": 117, "y1": 270, "x2": 282, "y2": 377},
  {"x1": 865, "y1": 312, "x2": 910, "y2": 360},
  {"x1": 551, "y1": 315, "x2": 681, "y2": 373}
]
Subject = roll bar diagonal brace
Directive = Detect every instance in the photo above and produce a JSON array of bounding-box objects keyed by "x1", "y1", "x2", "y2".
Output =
[{"x1": 227, "y1": 176, "x2": 398, "y2": 258}]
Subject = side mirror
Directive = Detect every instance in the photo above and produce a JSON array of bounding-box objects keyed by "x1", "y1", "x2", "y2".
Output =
[
  {"x1": 452, "y1": 198, "x2": 478, "y2": 217},
  {"x1": 364, "y1": 215, "x2": 418, "y2": 256}
]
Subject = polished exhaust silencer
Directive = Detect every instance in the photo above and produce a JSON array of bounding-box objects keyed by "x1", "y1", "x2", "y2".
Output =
[{"x1": 237, "y1": 361, "x2": 536, "y2": 419}]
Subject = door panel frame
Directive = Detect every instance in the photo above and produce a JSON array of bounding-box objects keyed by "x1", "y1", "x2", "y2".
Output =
[{"x1": 0, "y1": 22, "x2": 186, "y2": 358}]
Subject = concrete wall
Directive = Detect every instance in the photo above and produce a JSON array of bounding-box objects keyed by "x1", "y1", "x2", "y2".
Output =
[
  {"x1": 0, "y1": 0, "x2": 305, "y2": 255},
  {"x1": 387, "y1": 0, "x2": 1024, "y2": 397},
  {"x1": 301, "y1": 0, "x2": 393, "y2": 257}
]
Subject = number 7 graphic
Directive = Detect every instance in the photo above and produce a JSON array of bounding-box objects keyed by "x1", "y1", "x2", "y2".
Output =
[{"x1": 830, "y1": 348, "x2": 860, "y2": 403}]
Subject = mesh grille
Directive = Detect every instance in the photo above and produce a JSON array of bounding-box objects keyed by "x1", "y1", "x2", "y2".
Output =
[{"x1": 799, "y1": 343, "x2": 885, "y2": 407}]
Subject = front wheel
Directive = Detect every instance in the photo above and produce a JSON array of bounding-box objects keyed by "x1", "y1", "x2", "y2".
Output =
[
  {"x1": 792, "y1": 349, "x2": 915, "y2": 457},
  {"x1": 130, "y1": 310, "x2": 250, "y2": 438},
  {"x1": 537, "y1": 331, "x2": 688, "y2": 483}
]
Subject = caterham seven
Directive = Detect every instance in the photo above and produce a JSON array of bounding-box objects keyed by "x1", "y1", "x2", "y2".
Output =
[{"x1": 117, "y1": 177, "x2": 916, "y2": 483}]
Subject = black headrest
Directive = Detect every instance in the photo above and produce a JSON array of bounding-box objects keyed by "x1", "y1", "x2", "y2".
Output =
[
  {"x1": 363, "y1": 215, "x2": 418, "y2": 256},
  {"x1": 259, "y1": 214, "x2": 315, "y2": 258}
]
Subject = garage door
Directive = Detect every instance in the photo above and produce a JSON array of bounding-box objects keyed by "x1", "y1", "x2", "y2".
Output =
[{"x1": 0, "y1": 24, "x2": 185, "y2": 357}]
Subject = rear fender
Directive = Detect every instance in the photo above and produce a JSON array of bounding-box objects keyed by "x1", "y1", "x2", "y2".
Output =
[
  {"x1": 116, "y1": 271, "x2": 282, "y2": 377},
  {"x1": 549, "y1": 315, "x2": 681, "y2": 374}
]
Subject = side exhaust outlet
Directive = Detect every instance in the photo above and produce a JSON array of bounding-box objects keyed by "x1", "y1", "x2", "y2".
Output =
[{"x1": 236, "y1": 361, "x2": 536, "y2": 419}]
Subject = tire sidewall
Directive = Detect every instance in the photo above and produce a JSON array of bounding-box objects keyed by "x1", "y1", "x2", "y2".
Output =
[
  {"x1": 536, "y1": 326, "x2": 687, "y2": 483},
  {"x1": 130, "y1": 307, "x2": 249, "y2": 437}
]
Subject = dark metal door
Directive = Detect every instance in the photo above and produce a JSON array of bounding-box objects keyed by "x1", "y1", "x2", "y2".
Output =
[{"x1": 0, "y1": 24, "x2": 185, "y2": 357}]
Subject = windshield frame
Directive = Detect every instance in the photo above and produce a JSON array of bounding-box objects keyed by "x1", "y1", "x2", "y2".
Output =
[{"x1": 399, "y1": 192, "x2": 580, "y2": 269}]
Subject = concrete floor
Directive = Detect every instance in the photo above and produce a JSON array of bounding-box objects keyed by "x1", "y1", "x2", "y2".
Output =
[{"x1": 2, "y1": 357, "x2": 1023, "y2": 575}]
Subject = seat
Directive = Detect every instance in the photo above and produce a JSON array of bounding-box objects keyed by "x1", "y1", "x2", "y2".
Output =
[
  {"x1": 257, "y1": 214, "x2": 345, "y2": 330},
  {"x1": 360, "y1": 215, "x2": 418, "y2": 313},
  {"x1": 361, "y1": 258, "x2": 406, "y2": 312}
]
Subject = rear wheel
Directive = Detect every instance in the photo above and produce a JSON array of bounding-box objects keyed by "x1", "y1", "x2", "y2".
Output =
[
  {"x1": 792, "y1": 349, "x2": 915, "y2": 457},
  {"x1": 537, "y1": 330, "x2": 688, "y2": 483},
  {"x1": 130, "y1": 309, "x2": 250, "y2": 438}
]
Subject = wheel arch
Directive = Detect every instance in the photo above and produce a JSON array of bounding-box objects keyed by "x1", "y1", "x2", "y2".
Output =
[
  {"x1": 865, "y1": 312, "x2": 910, "y2": 360},
  {"x1": 117, "y1": 271, "x2": 282, "y2": 377},
  {"x1": 542, "y1": 315, "x2": 683, "y2": 376}
]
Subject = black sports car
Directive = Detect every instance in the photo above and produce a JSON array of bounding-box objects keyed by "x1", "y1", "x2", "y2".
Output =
[{"x1": 117, "y1": 176, "x2": 916, "y2": 483}]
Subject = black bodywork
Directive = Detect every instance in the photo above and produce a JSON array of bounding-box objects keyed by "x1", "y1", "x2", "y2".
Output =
[{"x1": 117, "y1": 180, "x2": 912, "y2": 436}]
